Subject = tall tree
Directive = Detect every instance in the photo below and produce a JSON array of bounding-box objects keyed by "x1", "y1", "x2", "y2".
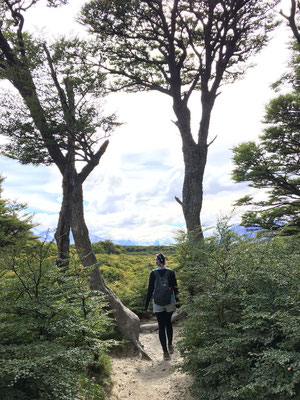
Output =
[
  {"x1": 80, "y1": 0, "x2": 280, "y2": 236},
  {"x1": 232, "y1": 0, "x2": 300, "y2": 235},
  {"x1": 0, "y1": 0, "x2": 145, "y2": 355}
]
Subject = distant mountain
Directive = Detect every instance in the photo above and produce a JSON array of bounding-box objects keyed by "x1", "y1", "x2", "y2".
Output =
[
  {"x1": 32, "y1": 229, "x2": 55, "y2": 241},
  {"x1": 230, "y1": 225, "x2": 261, "y2": 238},
  {"x1": 113, "y1": 239, "x2": 138, "y2": 246},
  {"x1": 32, "y1": 228, "x2": 175, "y2": 246},
  {"x1": 113, "y1": 238, "x2": 175, "y2": 246},
  {"x1": 89, "y1": 234, "x2": 105, "y2": 243}
]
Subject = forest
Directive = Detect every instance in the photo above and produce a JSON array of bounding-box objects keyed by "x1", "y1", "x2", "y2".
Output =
[{"x1": 0, "y1": 0, "x2": 300, "y2": 399}]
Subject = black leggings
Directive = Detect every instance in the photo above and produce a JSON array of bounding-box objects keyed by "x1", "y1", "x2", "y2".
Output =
[{"x1": 155, "y1": 311, "x2": 173, "y2": 352}]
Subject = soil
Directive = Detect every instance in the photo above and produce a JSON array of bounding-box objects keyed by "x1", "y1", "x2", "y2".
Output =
[{"x1": 107, "y1": 320, "x2": 194, "y2": 400}]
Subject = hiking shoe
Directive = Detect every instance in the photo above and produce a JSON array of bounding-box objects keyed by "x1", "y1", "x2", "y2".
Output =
[
  {"x1": 168, "y1": 345, "x2": 174, "y2": 354},
  {"x1": 163, "y1": 351, "x2": 170, "y2": 360}
]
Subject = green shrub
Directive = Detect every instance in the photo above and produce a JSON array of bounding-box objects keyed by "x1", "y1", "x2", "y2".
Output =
[
  {"x1": 92, "y1": 240, "x2": 122, "y2": 255},
  {"x1": 177, "y1": 221, "x2": 300, "y2": 400},
  {"x1": 0, "y1": 240, "x2": 113, "y2": 400}
]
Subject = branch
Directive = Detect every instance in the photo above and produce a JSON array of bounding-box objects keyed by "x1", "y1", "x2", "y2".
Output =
[
  {"x1": 183, "y1": 70, "x2": 201, "y2": 104},
  {"x1": 78, "y1": 139, "x2": 109, "y2": 183},
  {"x1": 0, "y1": 31, "x2": 17, "y2": 66},
  {"x1": 43, "y1": 44, "x2": 74, "y2": 128},
  {"x1": 208, "y1": 134, "x2": 217, "y2": 147},
  {"x1": 11, "y1": 261, "x2": 33, "y2": 301},
  {"x1": 175, "y1": 196, "x2": 183, "y2": 206},
  {"x1": 280, "y1": 0, "x2": 300, "y2": 44},
  {"x1": 101, "y1": 63, "x2": 171, "y2": 96}
]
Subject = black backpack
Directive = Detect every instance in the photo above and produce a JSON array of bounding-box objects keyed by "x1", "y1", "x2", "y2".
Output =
[{"x1": 153, "y1": 269, "x2": 172, "y2": 306}]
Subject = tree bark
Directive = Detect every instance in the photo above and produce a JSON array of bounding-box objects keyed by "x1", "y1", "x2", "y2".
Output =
[
  {"x1": 71, "y1": 176, "x2": 150, "y2": 359},
  {"x1": 172, "y1": 99, "x2": 212, "y2": 237},
  {"x1": 181, "y1": 141, "x2": 207, "y2": 236},
  {"x1": 54, "y1": 170, "x2": 73, "y2": 270}
]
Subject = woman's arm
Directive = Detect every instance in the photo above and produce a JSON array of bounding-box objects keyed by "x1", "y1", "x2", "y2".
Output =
[
  {"x1": 170, "y1": 270, "x2": 180, "y2": 304},
  {"x1": 145, "y1": 270, "x2": 155, "y2": 310}
]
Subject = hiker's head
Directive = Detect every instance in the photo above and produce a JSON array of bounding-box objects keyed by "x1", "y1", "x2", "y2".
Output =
[{"x1": 155, "y1": 253, "x2": 165, "y2": 267}]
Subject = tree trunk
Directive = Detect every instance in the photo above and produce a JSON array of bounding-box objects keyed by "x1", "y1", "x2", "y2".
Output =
[
  {"x1": 70, "y1": 176, "x2": 150, "y2": 359},
  {"x1": 173, "y1": 99, "x2": 210, "y2": 237},
  {"x1": 54, "y1": 171, "x2": 73, "y2": 270},
  {"x1": 182, "y1": 141, "x2": 207, "y2": 236}
]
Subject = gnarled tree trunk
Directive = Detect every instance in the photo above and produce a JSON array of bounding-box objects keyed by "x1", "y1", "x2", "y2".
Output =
[
  {"x1": 70, "y1": 175, "x2": 150, "y2": 359},
  {"x1": 173, "y1": 98, "x2": 214, "y2": 238},
  {"x1": 181, "y1": 141, "x2": 207, "y2": 235},
  {"x1": 54, "y1": 170, "x2": 73, "y2": 270}
]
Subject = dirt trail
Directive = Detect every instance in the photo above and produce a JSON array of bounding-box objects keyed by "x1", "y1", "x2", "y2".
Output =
[{"x1": 107, "y1": 321, "x2": 193, "y2": 400}]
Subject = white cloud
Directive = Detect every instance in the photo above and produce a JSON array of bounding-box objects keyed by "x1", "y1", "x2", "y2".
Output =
[
  {"x1": 24, "y1": 0, "x2": 86, "y2": 38},
  {"x1": 0, "y1": 157, "x2": 61, "y2": 211}
]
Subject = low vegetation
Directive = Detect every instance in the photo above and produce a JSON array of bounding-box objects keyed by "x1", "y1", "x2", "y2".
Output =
[
  {"x1": 176, "y1": 220, "x2": 300, "y2": 400},
  {"x1": 0, "y1": 240, "x2": 114, "y2": 400}
]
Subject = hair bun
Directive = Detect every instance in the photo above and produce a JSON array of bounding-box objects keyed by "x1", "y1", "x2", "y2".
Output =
[{"x1": 156, "y1": 253, "x2": 165, "y2": 264}]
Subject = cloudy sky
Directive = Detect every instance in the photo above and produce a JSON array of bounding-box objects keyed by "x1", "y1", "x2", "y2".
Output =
[{"x1": 0, "y1": 0, "x2": 293, "y2": 244}]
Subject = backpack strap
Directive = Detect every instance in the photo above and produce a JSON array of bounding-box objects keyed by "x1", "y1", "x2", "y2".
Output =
[
  {"x1": 153, "y1": 269, "x2": 160, "y2": 287},
  {"x1": 153, "y1": 268, "x2": 171, "y2": 283}
]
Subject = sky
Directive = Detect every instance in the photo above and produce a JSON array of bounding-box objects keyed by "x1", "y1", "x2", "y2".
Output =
[{"x1": 0, "y1": 0, "x2": 294, "y2": 245}]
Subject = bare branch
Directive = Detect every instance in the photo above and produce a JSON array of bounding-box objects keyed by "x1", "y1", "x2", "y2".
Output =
[
  {"x1": 78, "y1": 139, "x2": 109, "y2": 183},
  {"x1": 208, "y1": 135, "x2": 218, "y2": 147},
  {"x1": 175, "y1": 196, "x2": 183, "y2": 206},
  {"x1": 280, "y1": 0, "x2": 300, "y2": 44}
]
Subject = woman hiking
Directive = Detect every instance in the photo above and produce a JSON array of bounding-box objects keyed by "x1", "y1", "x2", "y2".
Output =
[{"x1": 145, "y1": 253, "x2": 180, "y2": 360}]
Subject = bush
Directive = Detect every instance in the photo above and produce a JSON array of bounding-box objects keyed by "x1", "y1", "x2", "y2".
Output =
[
  {"x1": 177, "y1": 221, "x2": 300, "y2": 400},
  {"x1": 0, "y1": 240, "x2": 113, "y2": 400},
  {"x1": 92, "y1": 240, "x2": 122, "y2": 255}
]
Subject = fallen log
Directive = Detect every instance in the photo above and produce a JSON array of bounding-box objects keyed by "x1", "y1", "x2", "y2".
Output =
[{"x1": 140, "y1": 309, "x2": 187, "y2": 332}]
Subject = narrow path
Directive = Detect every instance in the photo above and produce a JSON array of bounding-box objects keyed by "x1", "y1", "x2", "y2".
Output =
[{"x1": 107, "y1": 322, "x2": 193, "y2": 400}]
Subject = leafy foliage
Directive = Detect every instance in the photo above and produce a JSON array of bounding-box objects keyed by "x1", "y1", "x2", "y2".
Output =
[
  {"x1": 92, "y1": 239, "x2": 122, "y2": 255},
  {"x1": 0, "y1": 239, "x2": 113, "y2": 400},
  {"x1": 81, "y1": 0, "x2": 280, "y2": 94},
  {"x1": 0, "y1": 174, "x2": 34, "y2": 248},
  {"x1": 0, "y1": 34, "x2": 119, "y2": 166},
  {"x1": 177, "y1": 221, "x2": 300, "y2": 400}
]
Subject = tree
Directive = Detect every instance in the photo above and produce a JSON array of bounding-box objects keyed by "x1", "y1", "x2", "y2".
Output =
[
  {"x1": 232, "y1": 0, "x2": 300, "y2": 235},
  {"x1": 0, "y1": 0, "x2": 145, "y2": 355},
  {"x1": 0, "y1": 32, "x2": 114, "y2": 268},
  {"x1": 80, "y1": 0, "x2": 280, "y2": 236},
  {"x1": 0, "y1": 174, "x2": 34, "y2": 248}
]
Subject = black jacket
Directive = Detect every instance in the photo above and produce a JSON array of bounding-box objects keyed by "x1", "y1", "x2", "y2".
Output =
[{"x1": 145, "y1": 268, "x2": 179, "y2": 310}]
